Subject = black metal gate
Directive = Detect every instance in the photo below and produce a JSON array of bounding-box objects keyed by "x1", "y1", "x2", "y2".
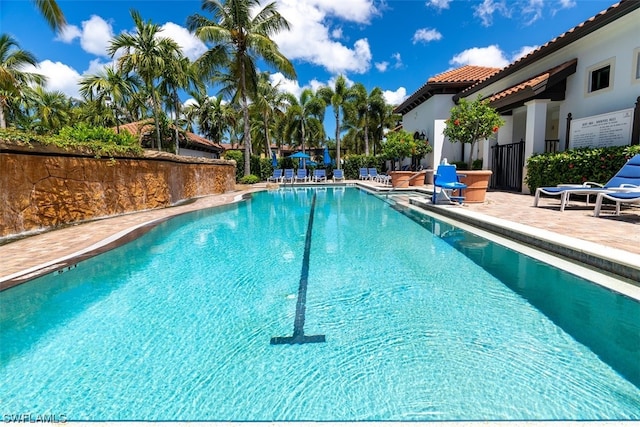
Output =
[{"x1": 490, "y1": 140, "x2": 525, "y2": 192}]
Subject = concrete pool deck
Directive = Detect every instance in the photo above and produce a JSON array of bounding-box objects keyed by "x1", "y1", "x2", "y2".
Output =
[{"x1": 1, "y1": 182, "x2": 639, "y2": 290}]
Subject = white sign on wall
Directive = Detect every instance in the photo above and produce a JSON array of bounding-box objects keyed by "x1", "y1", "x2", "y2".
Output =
[{"x1": 570, "y1": 108, "x2": 633, "y2": 149}]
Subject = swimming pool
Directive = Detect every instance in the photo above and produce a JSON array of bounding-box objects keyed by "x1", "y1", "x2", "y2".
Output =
[{"x1": 1, "y1": 187, "x2": 639, "y2": 421}]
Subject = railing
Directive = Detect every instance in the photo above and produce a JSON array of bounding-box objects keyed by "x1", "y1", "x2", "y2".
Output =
[{"x1": 545, "y1": 139, "x2": 560, "y2": 153}]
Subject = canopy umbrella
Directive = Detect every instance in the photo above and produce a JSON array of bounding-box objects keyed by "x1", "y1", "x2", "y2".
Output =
[
  {"x1": 288, "y1": 151, "x2": 310, "y2": 159},
  {"x1": 323, "y1": 146, "x2": 331, "y2": 166},
  {"x1": 271, "y1": 152, "x2": 278, "y2": 167}
]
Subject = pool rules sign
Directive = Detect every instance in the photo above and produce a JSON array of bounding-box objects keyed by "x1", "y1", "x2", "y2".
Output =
[{"x1": 570, "y1": 108, "x2": 634, "y2": 149}]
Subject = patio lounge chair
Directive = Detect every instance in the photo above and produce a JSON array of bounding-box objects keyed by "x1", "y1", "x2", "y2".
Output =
[
  {"x1": 295, "y1": 168, "x2": 308, "y2": 183},
  {"x1": 283, "y1": 169, "x2": 294, "y2": 184},
  {"x1": 593, "y1": 191, "x2": 640, "y2": 217},
  {"x1": 332, "y1": 169, "x2": 345, "y2": 182},
  {"x1": 313, "y1": 169, "x2": 327, "y2": 182},
  {"x1": 533, "y1": 154, "x2": 640, "y2": 211},
  {"x1": 432, "y1": 164, "x2": 467, "y2": 204},
  {"x1": 368, "y1": 168, "x2": 379, "y2": 181},
  {"x1": 359, "y1": 168, "x2": 369, "y2": 180},
  {"x1": 267, "y1": 169, "x2": 283, "y2": 183}
]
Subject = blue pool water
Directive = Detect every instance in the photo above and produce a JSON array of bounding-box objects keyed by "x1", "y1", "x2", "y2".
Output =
[{"x1": 1, "y1": 187, "x2": 639, "y2": 421}]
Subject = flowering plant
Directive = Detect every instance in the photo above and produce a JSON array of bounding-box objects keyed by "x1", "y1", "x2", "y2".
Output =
[{"x1": 443, "y1": 95, "x2": 504, "y2": 168}]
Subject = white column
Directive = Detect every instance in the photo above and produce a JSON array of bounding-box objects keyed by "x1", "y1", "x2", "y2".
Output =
[
  {"x1": 524, "y1": 99, "x2": 550, "y2": 159},
  {"x1": 433, "y1": 119, "x2": 447, "y2": 165}
]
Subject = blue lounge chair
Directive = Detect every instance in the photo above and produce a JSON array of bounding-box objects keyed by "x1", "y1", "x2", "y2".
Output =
[
  {"x1": 333, "y1": 169, "x2": 345, "y2": 182},
  {"x1": 313, "y1": 169, "x2": 326, "y2": 182},
  {"x1": 359, "y1": 168, "x2": 369, "y2": 180},
  {"x1": 283, "y1": 169, "x2": 294, "y2": 184},
  {"x1": 594, "y1": 191, "x2": 640, "y2": 217},
  {"x1": 267, "y1": 169, "x2": 283, "y2": 183},
  {"x1": 295, "y1": 168, "x2": 308, "y2": 183},
  {"x1": 368, "y1": 168, "x2": 379, "y2": 181},
  {"x1": 534, "y1": 154, "x2": 640, "y2": 211},
  {"x1": 432, "y1": 164, "x2": 467, "y2": 204}
]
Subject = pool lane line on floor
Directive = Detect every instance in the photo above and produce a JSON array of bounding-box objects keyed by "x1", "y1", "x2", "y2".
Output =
[{"x1": 271, "y1": 193, "x2": 326, "y2": 345}]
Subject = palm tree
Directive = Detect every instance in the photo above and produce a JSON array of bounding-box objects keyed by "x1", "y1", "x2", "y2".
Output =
[
  {"x1": 250, "y1": 72, "x2": 288, "y2": 157},
  {"x1": 184, "y1": 90, "x2": 237, "y2": 144},
  {"x1": 33, "y1": 0, "x2": 66, "y2": 32},
  {"x1": 0, "y1": 34, "x2": 46, "y2": 128},
  {"x1": 108, "y1": 10, "x2": 182, "y2": 150},
  {"x1": 282, "y1": 88, "x2": 325, "y2": 153},
  {"x1": 158, "y1": 56, "x2": 204, "y2": 153},
  {"x1": 318, "y1": 75, "x2": 349, "y2": 167},
  {"x1": 78, "y1": 66, "x2": 141, "y2": 130},
  {"x1": 187, "y1": 0, "x2": 296, "y2": 176},
  {"x1": 28, "y1": 85, "x2": 71, "y2": 133},
  {"x1": 347, "y1": 83, "x2": 386, "y2": 156}
]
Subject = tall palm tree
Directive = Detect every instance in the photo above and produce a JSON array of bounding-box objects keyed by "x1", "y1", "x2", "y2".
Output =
[
  {"x1": 318, "y1": 75, "x2": 349, "y2": 167},
  {"x1": 347, "y1": 83, "x2": 386, "y2": 156},
  {"x1": 282, "y1": 88, "x2": 325, "y2": 154},
  {"x1": 158, "y1": 56, "x2": 204, "y2": 153},
  {"x1": 33, "y1": 0, "x2": 66, "y2": 32},
  {"x1": 0, "y1": 34, "x2": 46, "y2": 128},
  {"x1": 250, "y1": 72, "x2": 288, "y2": 157},
  {"x1": 187, "y1": 0, "x2": 296, "y2": 176},
  {"x1": 108, "y1": 10, "x2": 182, "y2": 151}
]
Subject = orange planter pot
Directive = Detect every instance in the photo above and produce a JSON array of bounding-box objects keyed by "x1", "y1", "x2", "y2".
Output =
[
  {"x1": 409, "y1": 171, "x2": 426, "y2": 186},
  {"x1": 458, "y1": 170, "x2": 492, "y2": 203},
  {"x1": 389, "y1": 171, "x2": 413, "y2": 188}
]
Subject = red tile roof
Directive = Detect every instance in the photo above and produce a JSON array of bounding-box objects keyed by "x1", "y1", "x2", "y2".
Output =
[
  {"x1": 116, "y1": 120, "x2": 223, "y2": 152},
  {"x1": 428, "y1": 65, "x2": 500, "y2": 84},
  {"x1": 487, "y1": 59, "x2": 578, "y2": 109}
]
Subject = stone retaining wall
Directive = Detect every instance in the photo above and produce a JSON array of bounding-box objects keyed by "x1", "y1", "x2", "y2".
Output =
[{"x1": 0, "y1": 146, "x2": 236, "y2": 238}]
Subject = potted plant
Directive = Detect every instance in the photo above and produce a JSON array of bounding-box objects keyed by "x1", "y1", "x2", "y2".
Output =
[
  {"x1": 443, "y1": 95, "x2": 504, "y2": 202},
  {"x1": 380, "y1": 130, "x2": 416, "y2": 188}
]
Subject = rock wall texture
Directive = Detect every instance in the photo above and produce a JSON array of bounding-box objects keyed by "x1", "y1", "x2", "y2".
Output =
[{"x1": 0, "y1": 148, "x2": 236, "y2": 238}]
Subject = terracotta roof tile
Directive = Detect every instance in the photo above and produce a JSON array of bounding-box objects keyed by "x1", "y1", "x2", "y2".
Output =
[
  {"x1": 428, "y1": 65, "x2": 500, "y2": 84},
  {"x1": 115, "y1": 120, "x2": 223, "y2": 152}
]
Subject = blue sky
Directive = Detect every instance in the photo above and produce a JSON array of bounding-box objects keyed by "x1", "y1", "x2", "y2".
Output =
[{"x1": 1, "y1": 0, "x2": 615, "y2": 132}]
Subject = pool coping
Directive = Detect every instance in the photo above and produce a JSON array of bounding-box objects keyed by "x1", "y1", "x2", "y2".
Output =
[{"x1": 408, "y1": 196, "x2": 640, "y2": 284}]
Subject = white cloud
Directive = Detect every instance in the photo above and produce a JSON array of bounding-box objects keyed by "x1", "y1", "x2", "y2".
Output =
[
  {"x1": 272, "y1": 0, "x2": 376, "y2": 74},
  {"x1": 309, "y1": 0, "x2": 377, "y2": 23},
  {"x1": 521, "y1": 0, "x2": 544, "y2": 25},
  {"x1": 412, "y1": 28, "x2": 442, "y2": 44},
  {"x1": 474, "y1": 0, "x2": 510, "y2": 27},
  {"x1": 511, "y1": 45, "x2": 537, "y2": 62},
  {"x1": 55, "y1": 25, "x2": 81, "y2": 43},
  {"x1": 392, "y1": 52, "x2": 402, "y2": 69},
  {"x1": 558, "y1": 0, "x2": 576, "y2": 8},
  {"x1": 269, "y1": 72, "x2": 305, "y2": 98},
  {"x1": 426, "y1": 0, "x2": 451, "y2": 10},
  {"x1": 450, "y1": 45, "x2": 509, "y2": 68},
  {"x1": 24, "y1": 60, "x2": 82, "y2": 99},
  {"x1": 79, "y1": 15, "x2": 114, "y2": 56},
  {"x1": 383, "y1": 87, "x2": 407, "y2": 106},
  {"x1": 160, "y1": 22, "x2": 207, "y2": 61},
  {"x1": 375, "y1": 61, "x2": 389, "y2": 72}
]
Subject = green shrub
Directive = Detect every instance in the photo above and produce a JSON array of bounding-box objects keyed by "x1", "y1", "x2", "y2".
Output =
[
  {"x1": 239, "y1": 174, "x2": 260, "y2": 184},
  {"x1": 471, "y1": 159, "x2": 483, "y2": 170},
  {"x1": 343, "y1": 154, "x2": 382, "y2": 179},
  {"x1": 525, "y1": 145, "x2": 640, "y2": 192},
  {"x1": 0, "y1": 126, "x2": 142, "y2": 157},
  {"x1": 224, "y1": 150, "x2": 244, "y2": 181}
]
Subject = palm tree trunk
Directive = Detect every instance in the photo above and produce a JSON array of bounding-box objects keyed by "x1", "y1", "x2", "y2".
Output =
[
  {"x1": 0, "y1": 102, "x2": 7, "y2": 129},
  {"x1": 264, "y1": 116, "x2": 272, "y2": 158},
  {"x1": 335, "y1": 112, "x2": 341, "y2": 168},
  {"x1": 174, "y1": 92, "x2": 180, "y2": 155},
  {"x1": 364, "y1": 116, "x2": 370, "y2": 156},
  {"x1": 240, "y1": 64, "x2": 251, "y2": 176}
]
